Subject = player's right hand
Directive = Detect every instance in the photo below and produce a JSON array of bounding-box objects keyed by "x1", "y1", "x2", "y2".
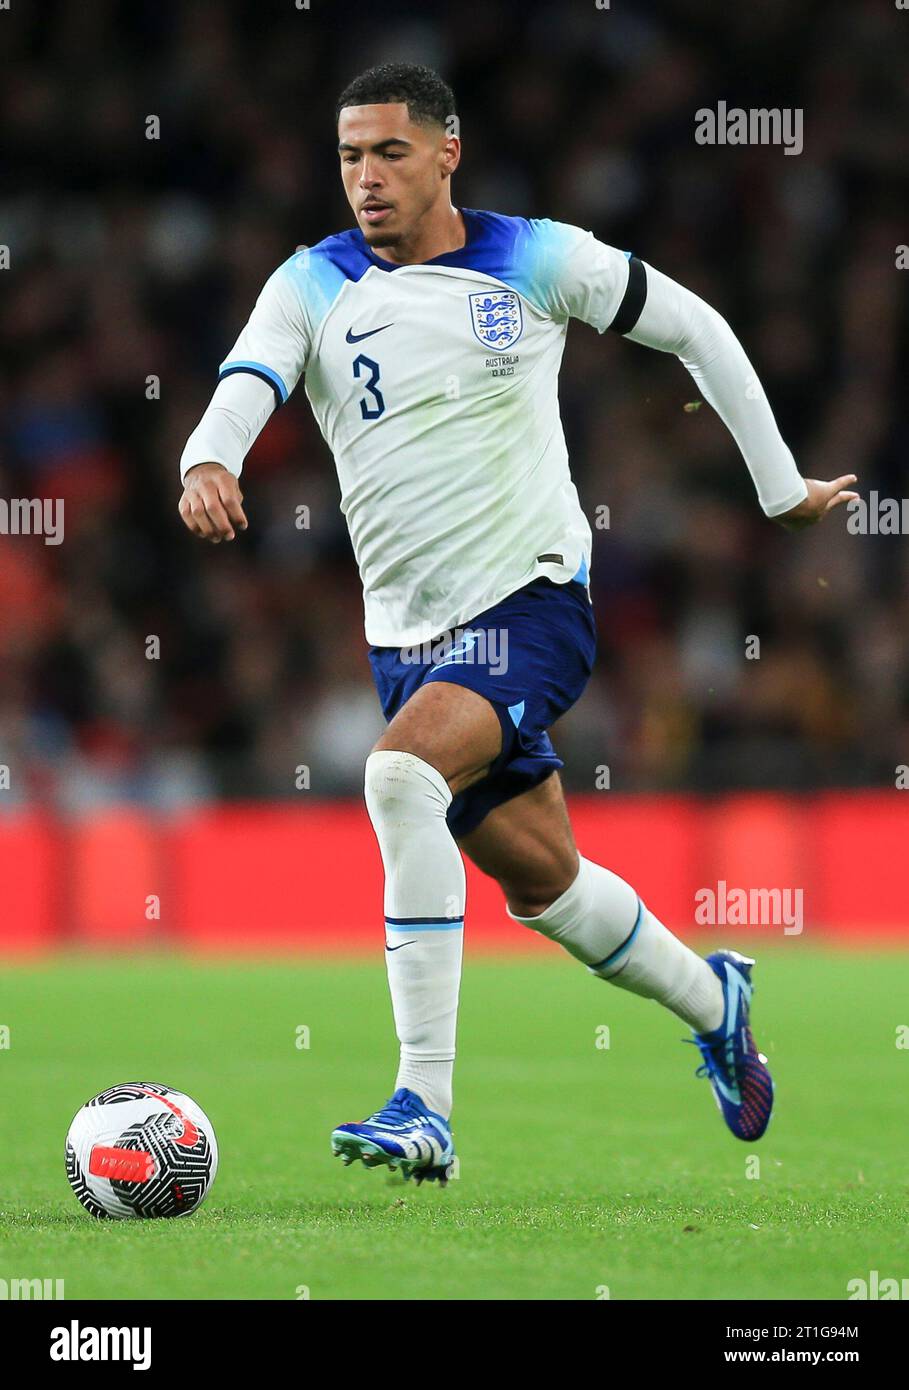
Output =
[{"x1": 178, "y1": 463, "x2": 248, "y2": 543}]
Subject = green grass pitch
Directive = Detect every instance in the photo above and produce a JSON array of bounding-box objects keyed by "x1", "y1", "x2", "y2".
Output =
[{"x1": 1, "y1": 948, "x2": 906, "y2": 1300}]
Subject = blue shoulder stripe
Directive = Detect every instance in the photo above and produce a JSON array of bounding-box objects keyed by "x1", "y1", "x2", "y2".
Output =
[
  {"x1": 280, "y1": 234, "x2": 373, "y2": 333},
  {"x1": 275, "y1": 212, "x2": 592, "y2": 322}
]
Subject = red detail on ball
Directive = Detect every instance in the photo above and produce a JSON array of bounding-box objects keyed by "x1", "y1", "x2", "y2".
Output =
[{"x1": 89, "y1": 1145, "x2": 156, "y2": 1182}]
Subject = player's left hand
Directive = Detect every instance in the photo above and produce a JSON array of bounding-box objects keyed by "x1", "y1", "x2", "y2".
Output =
[{"x1": 775, "y1": 475, "x2": 859, "y2": 531}]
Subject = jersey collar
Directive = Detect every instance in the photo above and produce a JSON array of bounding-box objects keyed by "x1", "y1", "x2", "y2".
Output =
[{"x1": 352, "y1": 208, "x2": 478, "y2": 272}]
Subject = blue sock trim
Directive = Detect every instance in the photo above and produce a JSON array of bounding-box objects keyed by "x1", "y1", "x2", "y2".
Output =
[
  {"x1": 385, "y1": 916, "x2": 464, "y2": 932},
  {"x1": 589, "y1": 897, "x2": 644, "y2": 974}
]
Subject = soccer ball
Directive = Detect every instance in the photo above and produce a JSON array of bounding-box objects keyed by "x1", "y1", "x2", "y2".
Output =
[{"x1": 65, "y1": 1082, "x2": 218, "y2": 1219}]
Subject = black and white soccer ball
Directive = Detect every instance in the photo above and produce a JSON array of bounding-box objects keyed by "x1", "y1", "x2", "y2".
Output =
[{"x1": 65, "y1": 1082, "x2": 218, "y2": 1219}]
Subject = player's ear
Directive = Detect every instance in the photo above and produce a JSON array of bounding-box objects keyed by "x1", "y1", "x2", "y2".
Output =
[{"x1": 439, "y1": 134, "x2": 461, "y2": 179}]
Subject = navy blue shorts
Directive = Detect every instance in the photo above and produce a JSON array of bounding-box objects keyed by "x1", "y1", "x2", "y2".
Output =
[{"x1": 368, "y1": 577, "x2": 597, "y2": 838}]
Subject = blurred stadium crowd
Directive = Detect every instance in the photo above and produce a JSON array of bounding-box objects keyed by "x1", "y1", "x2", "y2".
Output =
[{"x1": 1, "y1": 0, "x2": 907, "y2": 809}]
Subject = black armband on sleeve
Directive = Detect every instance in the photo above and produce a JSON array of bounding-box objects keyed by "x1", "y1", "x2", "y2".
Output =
[
  {"x1": 219, "y1": 364, "x2": 286, "y2": 409},
  {"x1": 608, "y1": 256, "x2": 647, "y2": 335}
]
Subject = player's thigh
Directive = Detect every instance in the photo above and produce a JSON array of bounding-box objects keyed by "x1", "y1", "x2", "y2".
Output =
[
  {"x1": 456, "y1": 771, "x2": 579, "y2": 916},
  {"x1": 371, "y1": 678, "x2": 503, "y2": 796}
]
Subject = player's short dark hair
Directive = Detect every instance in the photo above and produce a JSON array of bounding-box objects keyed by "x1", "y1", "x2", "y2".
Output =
[{"x1": 335, "y1": 63, "x2": 456, "y2": 130}]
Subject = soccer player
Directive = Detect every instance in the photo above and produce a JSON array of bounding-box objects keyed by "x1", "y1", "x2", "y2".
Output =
[{"x1": 179, "y1": 64, "x2": 857, "y2": 1182}]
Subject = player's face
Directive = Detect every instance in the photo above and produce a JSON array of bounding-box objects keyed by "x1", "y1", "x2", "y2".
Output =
[{"x1": 337, "y1": 103, "x2": 459, "y2": 249}]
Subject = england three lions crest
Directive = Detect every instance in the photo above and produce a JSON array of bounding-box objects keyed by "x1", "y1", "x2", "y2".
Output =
[{"x1": 468, "y1": 289, "x2": 524, "y2": 351}]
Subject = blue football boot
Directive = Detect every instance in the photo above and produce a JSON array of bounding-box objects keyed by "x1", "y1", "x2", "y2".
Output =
[
  {"x1": 331, "y1": 1088, "x2": 455, "y2": 1185},
  {"x1": 689, "y1": 950, "x2": 774, "y2": 1140}
]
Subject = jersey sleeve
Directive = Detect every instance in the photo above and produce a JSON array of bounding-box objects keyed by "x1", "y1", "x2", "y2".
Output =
[
  {"x1": 218, "y1": 257, "x2": 313, "y2": 406},
  {"x1": 624, "y1": 262, "x2": 808, "y2": 518},
  {"x1": 179, "y1": 371, "x2": 277, "y2": 482},
  {"x1": 521, "y1": 220, "x2": 633, "y2": 331}
]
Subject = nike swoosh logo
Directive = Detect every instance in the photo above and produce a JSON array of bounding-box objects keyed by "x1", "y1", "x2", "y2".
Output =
[
  {"x1": 712, "y1": 1060, "x2": 741, "y2": 1106},
  {"x1": 346, "y1": 323, "x2": 393, "y2": 343},
  {"x1": 710, "y1": 965, "x2": 746, "y2": 1105},
  {"x1": 141, "y1": 1088, "x2": 200, "y2": 1147},
  {"x1": 385, "y1": 940, "x2": 417, "y2": 952}
]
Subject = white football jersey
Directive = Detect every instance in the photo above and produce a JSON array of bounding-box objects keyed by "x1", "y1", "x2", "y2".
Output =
[{"x1": 218, "y1": 210, "x2": 633, "y2": 646}]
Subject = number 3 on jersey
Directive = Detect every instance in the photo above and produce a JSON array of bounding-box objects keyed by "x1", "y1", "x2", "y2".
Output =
[{"x1": 353, "y1": 353, "x2": 386, "y2": 420}]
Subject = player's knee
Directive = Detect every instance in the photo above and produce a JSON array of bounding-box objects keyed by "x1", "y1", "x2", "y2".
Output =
[{"x1": 364, "y1": 749, "x2": 452, "y2": 832}]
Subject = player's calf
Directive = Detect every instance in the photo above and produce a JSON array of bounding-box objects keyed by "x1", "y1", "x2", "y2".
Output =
[
  {"x1": 363, "y1": 681, "x2": 503, "y2": 1123},
  {"x1": 507, "y1": 856, "x2": 726, "y2": 1033},
  {"x1": 507, "y1": 857, "x2": 773, "y2": 1139},
  {"x1": 364, "y1": 748, "x2": 465, "y2": 1120}
]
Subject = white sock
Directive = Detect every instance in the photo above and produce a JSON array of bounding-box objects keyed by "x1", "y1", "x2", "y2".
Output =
[
  {"x1": 507, "y1": 856, "x2": 723, "y2": 1033},
  {"x1": 364, "y1": 750, "x2": 465, "y2": 1118}
]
